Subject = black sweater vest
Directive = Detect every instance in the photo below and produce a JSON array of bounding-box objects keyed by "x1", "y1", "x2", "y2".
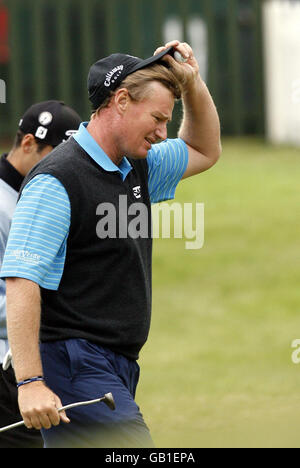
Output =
[{"x1": 22, "y1": 138, "x2": 153, "y2": 360}]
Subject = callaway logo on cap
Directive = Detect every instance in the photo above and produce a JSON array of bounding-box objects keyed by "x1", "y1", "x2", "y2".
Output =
[
  {"x1": 19, "y1": 100, "x2": 82, "y2": 147},
  {"x1": 87, "y1": 46, "x2": 176, "y2": 110}
]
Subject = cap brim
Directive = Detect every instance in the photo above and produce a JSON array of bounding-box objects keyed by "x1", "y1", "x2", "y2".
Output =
[{"x1": 129, "y1": 46, "x2": 174, "y2": 74}]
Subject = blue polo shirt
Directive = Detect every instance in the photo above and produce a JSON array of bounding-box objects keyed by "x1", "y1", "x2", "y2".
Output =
[{"x1": 0, "y1": 123, "x2": 188, "y2": 290}]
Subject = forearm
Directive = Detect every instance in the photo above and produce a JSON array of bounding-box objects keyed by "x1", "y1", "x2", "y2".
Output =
[
  {"x1": 6, "y1": 277, "x2": 43, "y2": 381},
  {"x1": 178, "y1": 75, "x2": 221, "y2": 161},
  {"x1": 5, "y1": 278, "x2": 69, "y2": 430}
]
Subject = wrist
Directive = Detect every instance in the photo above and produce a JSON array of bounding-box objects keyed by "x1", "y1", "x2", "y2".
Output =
[
  {"x1": 182, "y1": 74, "x2": 205, "y2": 95},
  {"x1": 17, "y1": 376, "x2": 45, "y2": 388}
]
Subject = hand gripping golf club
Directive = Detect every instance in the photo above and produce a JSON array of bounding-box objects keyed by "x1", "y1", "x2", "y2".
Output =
[{"x1": 0, "y1": 392, "x2": 115, "y2": 433}]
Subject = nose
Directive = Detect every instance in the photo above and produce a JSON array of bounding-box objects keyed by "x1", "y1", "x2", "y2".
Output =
[{"x1": 155, "y1": 122, "x2": 168, "y2": 142}]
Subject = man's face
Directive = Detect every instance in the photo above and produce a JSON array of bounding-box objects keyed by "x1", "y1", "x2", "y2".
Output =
[{"x1": 120, "y1": 81, "x2": 175, "y2": 159}]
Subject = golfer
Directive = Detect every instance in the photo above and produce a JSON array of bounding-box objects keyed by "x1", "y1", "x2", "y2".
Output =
[
  {"x1": 0, "y1": 40, "x2": 221, "y2": 448},
  {"x1": 0, "y1": 100, "x2": 82, "y2": 448}
]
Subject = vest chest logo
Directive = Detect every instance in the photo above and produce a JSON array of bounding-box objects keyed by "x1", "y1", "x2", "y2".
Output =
[{"x1": 132, "y1": 185, "x2": 141, "y2": 199}]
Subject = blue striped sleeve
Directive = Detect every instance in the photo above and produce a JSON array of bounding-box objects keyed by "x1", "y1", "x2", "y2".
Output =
[
  {"x1": 147, "y1": 138, "x2": 188, "y2": 204},
  {"x1": 0, "y1": 174, "x2": 70, "y2": 291}
]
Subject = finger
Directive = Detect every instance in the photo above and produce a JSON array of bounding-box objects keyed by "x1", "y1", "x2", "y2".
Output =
[
  {"x1": 54, "y1": 395, "x2": 70, "y2": 424},
  {"x1": 59, "y1": 409, "x2": 71, "y2": 424},
  {"x1": 160, "y1": 54, "x2": 179, "y2": 67},
  {"x1": 154, "y1": 44, "x2": 192, "y2": 64},
  {"x1": 40, "y1": 413, "x2": 53, "y2": 430},
  {"x1": 161, "y1": 53, "x2": 189, "y2": 69},
  {"x1": 153, "y1": 46, "x2": 166, "y2": 56},
  {"x1": 181, "y1": 42, "x2": 193, "y2": 56},
  {"x1": 153, "y1": 40, "x2": 180, "y2": 56},
  {"x1": 42, "y1": 403, "x2": 60, "y2": 427},
  {"x1": 20, "y1": 407, "x2": 40, "y2": 430},
  {"x1": 173, "y1": 43, "x2": 192, "y2": 61},
  {"x1": 29, "y1": 414, "x2": 42, "y2": 431},
  {"x1": 164, "y1": 40, "x2": 180, "y2": 48},
  {"x1": 22, "y1": 414, "x2": 33, "y2": 430}
]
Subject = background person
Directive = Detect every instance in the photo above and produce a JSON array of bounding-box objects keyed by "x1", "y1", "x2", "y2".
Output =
[{"x1": 0, "y1": 100, "x2": 82, "y2": 448}]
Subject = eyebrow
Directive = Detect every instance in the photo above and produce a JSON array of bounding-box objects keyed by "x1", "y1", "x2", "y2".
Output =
[{"x1": 153, "y1": 112, "x2": 172, "y2": 123}]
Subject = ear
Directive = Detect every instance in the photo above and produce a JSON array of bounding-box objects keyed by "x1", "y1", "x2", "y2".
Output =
[
  {"x1": 114, "y1": 88, "x2": 130, "y2": 114},
  {"x1": 20, "y1": 134, "x2": 37, "y2": 153}
]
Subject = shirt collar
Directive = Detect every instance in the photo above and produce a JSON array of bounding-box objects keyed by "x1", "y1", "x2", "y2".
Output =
[
  {"x1": 73, "y1": 122, "x2": 132, "y2": 181},
  {"x1": 0, "y1": 153, "x2": 24, "y2": 192}
]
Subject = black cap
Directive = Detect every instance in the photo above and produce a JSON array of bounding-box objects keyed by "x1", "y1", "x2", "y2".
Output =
[
  {"x1": 88, "y1": 46, "x2": 175, "y2": 110},
  {"x1": 19, "y1": 100, "x2": 82, "y2": 147}
]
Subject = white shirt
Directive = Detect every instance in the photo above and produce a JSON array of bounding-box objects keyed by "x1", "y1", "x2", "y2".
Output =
[{"x1": 0, "y1": 176, "x2": 19, "y2": 362}]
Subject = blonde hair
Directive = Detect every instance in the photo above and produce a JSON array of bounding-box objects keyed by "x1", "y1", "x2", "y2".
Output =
[{"x1": 92, "y1": 63, "x2": 181, "y2": 118}]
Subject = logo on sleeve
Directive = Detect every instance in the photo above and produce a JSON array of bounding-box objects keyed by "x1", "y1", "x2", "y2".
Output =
[{"x1": 12, "y1": 250, "x2": 40, "y2": 265}]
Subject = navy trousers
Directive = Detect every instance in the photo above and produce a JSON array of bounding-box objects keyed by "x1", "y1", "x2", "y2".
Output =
[{"x1": 40, "y1": 339, "x2": 154, "y2": 448}]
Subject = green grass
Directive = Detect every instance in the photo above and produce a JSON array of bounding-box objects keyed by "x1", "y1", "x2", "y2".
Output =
[{"x1": 137, "y1": 137, "x2": 300, "y2": 448}]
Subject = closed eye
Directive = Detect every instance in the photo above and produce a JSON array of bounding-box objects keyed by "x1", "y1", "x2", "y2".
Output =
[{"x1": 153, "y1": 114, "x2": 170, "y2": 124}]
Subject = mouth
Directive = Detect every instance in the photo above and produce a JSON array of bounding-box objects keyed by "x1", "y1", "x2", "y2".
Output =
[{"x1": 145, "y1": 137, "x2": 155, "y2": 149}]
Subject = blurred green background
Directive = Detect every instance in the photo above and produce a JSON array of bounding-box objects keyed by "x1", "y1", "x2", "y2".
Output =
[
  {"x1": 139, "y1": 137, "x2": 300, "y2": 448},
  {"x1": 0, "y1": 0, "x2": 264, "y2": 141},
  {"x1": 1, "y1": 0, "x2": 300, "y2": 448}
]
